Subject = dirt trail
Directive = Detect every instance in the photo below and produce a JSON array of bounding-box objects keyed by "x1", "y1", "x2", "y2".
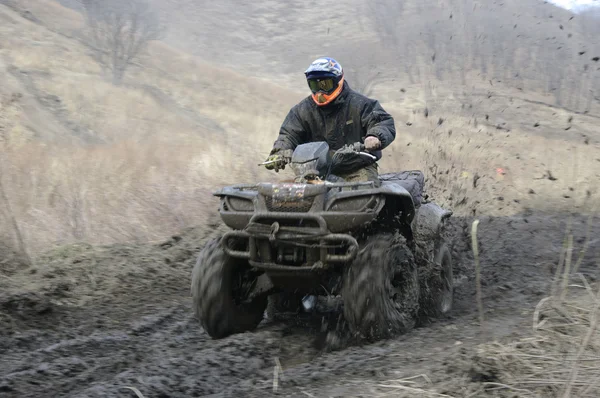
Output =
[{"x1": 1, "y1": 210, "x2": 598, "y2": 398}]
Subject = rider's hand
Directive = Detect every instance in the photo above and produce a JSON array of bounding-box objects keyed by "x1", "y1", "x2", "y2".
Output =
[
  {"x1": 264, "y1": 149, "x2": 292, "y2": 172},
  {"x1": 264, "y1": 154, "x2": 285, "y2": 172},
  {"x1": 365, "y1": 136, "x2": 382, "y2": 151}
]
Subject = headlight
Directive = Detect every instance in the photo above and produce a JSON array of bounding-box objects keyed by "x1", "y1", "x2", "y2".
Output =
[
  {"x1": 224, "y1": 197, "x2": 254, "y2": 212},
  {"x1": 328, "y1": 195, "x2": 383, "y2": 212}
]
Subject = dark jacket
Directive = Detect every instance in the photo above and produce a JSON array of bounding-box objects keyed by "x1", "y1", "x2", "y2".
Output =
[{"x1": 271, "y1": 81, "x2": 396, "y2": 155}]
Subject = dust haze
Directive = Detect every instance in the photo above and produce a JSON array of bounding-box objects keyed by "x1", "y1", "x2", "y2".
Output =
[{"x1": 1, "y1": 0, "x2": 599, "y2": 397}]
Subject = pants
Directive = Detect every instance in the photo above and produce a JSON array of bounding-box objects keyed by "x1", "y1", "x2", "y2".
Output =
[{"x1": 337, "y1": 164, "x2": 381, "y2": 187}]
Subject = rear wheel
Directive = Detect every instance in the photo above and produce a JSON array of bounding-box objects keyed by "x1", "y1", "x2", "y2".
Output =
[
  {"x1": 342, "y1": 234, "x2": 420, "y2": 341},
  {"x1": 421, "y1": 240, "x2": 454, "y2": 318},
  {"x1": 191, "y1": 237, "x2": 267, "y2": 339}
]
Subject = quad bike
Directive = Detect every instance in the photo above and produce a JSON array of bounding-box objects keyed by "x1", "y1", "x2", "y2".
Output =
[{"x1": 191, "y1": 141, "x2": 454, "y2": 340}]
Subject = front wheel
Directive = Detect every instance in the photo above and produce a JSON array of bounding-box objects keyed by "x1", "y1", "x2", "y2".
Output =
[
  {"x1": 191, "y1": 237, "x2": 267, "y2": 339},
  {"x1": 342, "y1": 234, "x2": 420, "y2": 341}
]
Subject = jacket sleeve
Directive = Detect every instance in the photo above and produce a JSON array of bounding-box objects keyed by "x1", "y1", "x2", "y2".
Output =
[
  {"x1": 271, "y1": 106, "x2": 308, "y2": 153},
  {"x1": 360, "y1": 99, "x2": 396, "y2": 150}
]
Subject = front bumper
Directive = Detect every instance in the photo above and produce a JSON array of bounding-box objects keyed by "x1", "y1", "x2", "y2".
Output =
[{"x1": 221, "y1": 212, "x2": 359, "y2": 272}]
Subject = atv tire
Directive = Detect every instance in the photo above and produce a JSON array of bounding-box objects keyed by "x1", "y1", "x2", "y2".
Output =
[
  {"x1": 342, "y1": 234, "x2": 420, "y2": 341},
  {"x1": 191, "y1": 237, "x2": 267, "y2": 339},
  {"x1": 421, "y1": 240, "x2": 453, "y2": 318}
]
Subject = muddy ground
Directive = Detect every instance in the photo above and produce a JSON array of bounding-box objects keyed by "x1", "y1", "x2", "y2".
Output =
[{"x1": 2, "y1": 208, "x2": 599, "y2": 398}]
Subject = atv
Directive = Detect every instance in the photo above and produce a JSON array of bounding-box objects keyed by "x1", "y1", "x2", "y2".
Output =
[{"x1": 191, "y1": 141, "x2": 454, "y2": 340}]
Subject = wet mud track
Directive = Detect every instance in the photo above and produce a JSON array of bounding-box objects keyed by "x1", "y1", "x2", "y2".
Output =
[{"x1": 1, "y1": 212, "x2": 599, "y2": 397}]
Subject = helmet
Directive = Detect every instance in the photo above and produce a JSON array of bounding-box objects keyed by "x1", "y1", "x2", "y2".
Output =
[{"x1": 304, "y1": 57, "x2": 344, "y2": 106}]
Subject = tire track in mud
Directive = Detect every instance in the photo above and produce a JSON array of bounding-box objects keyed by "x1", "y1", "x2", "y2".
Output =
[{"x1": 1, "y1": 212, "x2": 599, "y2": 397}]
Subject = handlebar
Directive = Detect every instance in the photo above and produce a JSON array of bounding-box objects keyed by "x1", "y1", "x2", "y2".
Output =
[
  {"x1": 258, "y1": 159, "x2": 280, "y2": 166},
  {"x1": 259, "y1": 142, "x2": 380, "y2": 167},
  {"x1": 349, "y1": 142, "x2": 380, "y2": 161}
]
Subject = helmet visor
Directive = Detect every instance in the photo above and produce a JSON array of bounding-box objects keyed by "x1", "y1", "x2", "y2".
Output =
[{"x1": 307, "y1": 78, "x2": 337, "y2": 94}]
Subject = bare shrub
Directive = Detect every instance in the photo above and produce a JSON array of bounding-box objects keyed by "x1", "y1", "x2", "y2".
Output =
[
  {"x1": 81, "y1": 0, "x2": 164, "y2": 85},
  {"x1": 0, "y1": 161, "x2": 31, "y2": 267}
]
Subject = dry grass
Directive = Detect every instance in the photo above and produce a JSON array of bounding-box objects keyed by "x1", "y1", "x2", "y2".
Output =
[
  {"x1": 122, "y1": 387, "x2": 146, "y2": 398},
  {"x1": 343, "y1": 375, "x2": 455, "y2": 397},
  {"x1": 489, "y1": 229, "x2": 599, "y2": 398},
  {"x1": 342, "y1": 212, "x2": 599, "y2": 398},
  {"x1": 1, "y1": 0, "x2": 599, "y2": 258},
  {"x1": 0, "y1": 138, "x2": 276, "y2": 254},
  {"x1": 0, "y1": 0, "x2": 296, "y2": 254},
  {"x1": 2, "y1": 89, "x2": 598, "y2": 256},
  {"x1": 466, "y1": 278, "x2": 600, "y2": 397},
  {"x1": 463, "y1": 214, "x2": 600, "y2": 398}
]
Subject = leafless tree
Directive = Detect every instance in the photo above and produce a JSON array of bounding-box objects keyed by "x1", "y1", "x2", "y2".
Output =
[
  {"x1": 0, "y1": 162, "x2": 31, "y2": 267},
  {"x1": 81, "y1": 0, "x2": 164, "y2": 85}
]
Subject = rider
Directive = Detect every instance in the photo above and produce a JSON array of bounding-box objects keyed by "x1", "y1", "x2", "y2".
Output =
[{"x1": 264, "y1": 57, "x2": 396, "y2": 185}]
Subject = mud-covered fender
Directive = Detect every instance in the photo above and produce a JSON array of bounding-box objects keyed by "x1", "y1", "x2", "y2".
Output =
[
  {"x1": 378, "y1": 181, "x2": 417, "y2": 224},
  {"x1": 411, "y1": 202, "x2": 452, "y2": 242}
]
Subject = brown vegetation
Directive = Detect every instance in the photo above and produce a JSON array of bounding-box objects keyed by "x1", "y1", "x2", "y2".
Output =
[{"x1": 1, "y1": 0, "x2": 599, "y2": 256}]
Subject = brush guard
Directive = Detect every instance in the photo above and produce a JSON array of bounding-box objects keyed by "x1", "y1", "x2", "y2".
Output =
[{"x1": 221, "y1": 212, "x2": 359, "y2": 272}]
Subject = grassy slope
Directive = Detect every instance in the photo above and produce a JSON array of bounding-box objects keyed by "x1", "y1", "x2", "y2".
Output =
[
  {"x1": 0, "y1": 0, "x2": 598, "y2": 256},
  {"x1": 0, "y1": 0, "x2": 303, "y2": 252}
]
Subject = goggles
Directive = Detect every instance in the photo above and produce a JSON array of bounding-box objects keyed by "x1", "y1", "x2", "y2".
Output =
[{"x1": 307, "y1": 77, "x2": 338, "y2": 94}]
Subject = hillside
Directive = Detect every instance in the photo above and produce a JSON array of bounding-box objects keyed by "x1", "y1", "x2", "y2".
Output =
[
  {"x1": 0, "y1": 0, "x2": 598, "y2": 254},
  {"x1": 57, "y1": 0, "x2": 600, "y2": 109},
  {"x1": 0, "y1": 0, "x2": 306, "y2": 252}
]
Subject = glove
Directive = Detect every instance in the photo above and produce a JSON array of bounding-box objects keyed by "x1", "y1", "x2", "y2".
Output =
[
  {"x1": 365, "y1": 136, "x2": 382, "y2": 150},
  {"x1": 264, "y1": 154, "x2": 286, "y2": 172},
  {"x1": 264, "y1": 149, "x2": 293, "y2": 172}
]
